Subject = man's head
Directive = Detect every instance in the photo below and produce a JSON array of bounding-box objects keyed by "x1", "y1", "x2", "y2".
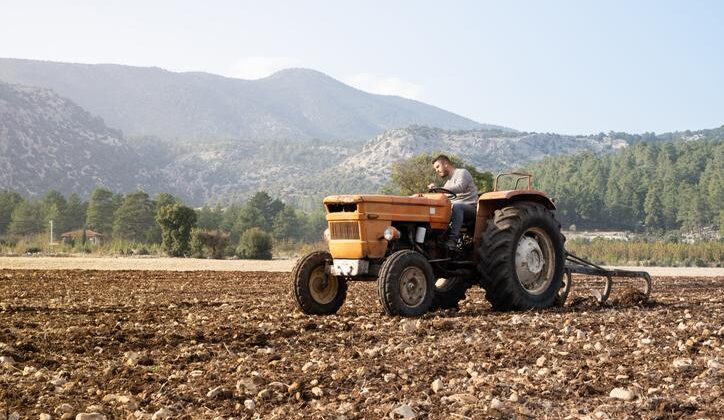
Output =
[{"x1": 432, "y1": 154, "x2": 455, "y2": 178}]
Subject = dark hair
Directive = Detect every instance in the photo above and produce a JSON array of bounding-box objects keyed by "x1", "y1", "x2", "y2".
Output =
[{"x1": 433, "y1": 154, "x2": 451, "y2": 165}]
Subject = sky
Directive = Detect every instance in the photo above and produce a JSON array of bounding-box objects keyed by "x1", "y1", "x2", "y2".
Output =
[{"x1": 1, "y1": 0, "x2": 723, "y2": 134}]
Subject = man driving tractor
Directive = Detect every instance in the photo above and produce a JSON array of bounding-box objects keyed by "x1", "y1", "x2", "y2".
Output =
[
  {"x1": 428, "y1": 154, "x2": 478, "y2": 250},
  {"x1": 292, "y1": 156, "x2": 651, "y2": 317}
]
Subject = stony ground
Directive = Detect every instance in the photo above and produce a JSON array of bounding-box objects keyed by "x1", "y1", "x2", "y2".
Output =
[
  {"x1": 0, "y1": 270, "x2": 722, "y2": 419},
  {"x1": 0, "y1": 257, "x2": 721, "y2": 277}
]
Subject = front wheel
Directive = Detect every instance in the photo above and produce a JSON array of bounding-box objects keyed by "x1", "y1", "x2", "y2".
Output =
[
  {"x1": 478, "y1": 202, "x2": 565, "y2": 311},
  {"x1": 292, "y1": 251, "x2": 347, "y2": 315},
  {"x1": 377, "y1": 250, "x2": 434, "y2": 317}
]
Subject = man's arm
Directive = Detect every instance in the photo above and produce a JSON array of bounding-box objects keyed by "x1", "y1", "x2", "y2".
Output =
[{"x1": 443, "y1": 169, "x2": 473, "y2": 194}]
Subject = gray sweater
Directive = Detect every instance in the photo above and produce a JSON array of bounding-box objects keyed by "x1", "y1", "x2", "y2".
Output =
[{"x1": 443, "y1": 168, "x2": 478, "y2": 206}]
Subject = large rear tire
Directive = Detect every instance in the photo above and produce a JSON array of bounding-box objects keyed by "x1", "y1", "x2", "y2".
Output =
[
  {"x1": 478, "y1": 202, "x2": 565, "y2": 311},
  {"x1": 377, "y1": 250, "x2": 434, "y2": 317},
  {"x1": 431, "y1": 277, "x2": 470, "y2": 310},
  {"x1": 292, "y1": 251, "x2": 347, "y2": 315}
]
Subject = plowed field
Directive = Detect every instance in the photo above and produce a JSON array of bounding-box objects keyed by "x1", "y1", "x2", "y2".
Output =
[{"x1": 1, "y1": 270, "x2": 722, "y2": 419}]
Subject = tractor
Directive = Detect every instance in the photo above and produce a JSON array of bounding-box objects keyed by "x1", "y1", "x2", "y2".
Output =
[{"x1": 291, "y1": 172, "x2": 651, "y2": 317}]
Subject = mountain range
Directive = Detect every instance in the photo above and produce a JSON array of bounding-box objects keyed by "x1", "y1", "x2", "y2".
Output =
[
  {"x1": 0, "y1": 58, "x2": 718, "y2": 208},
  {"x1": 0, "y1": 58, "x2": 495, "y2": 142}
]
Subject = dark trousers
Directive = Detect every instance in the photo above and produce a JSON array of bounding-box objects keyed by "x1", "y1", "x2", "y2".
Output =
[{"x1": 450, "y1": 202, "x2": 477, "y2": 240}]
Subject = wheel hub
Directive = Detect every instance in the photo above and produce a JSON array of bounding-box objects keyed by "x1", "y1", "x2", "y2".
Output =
[
  {"x1": 399, "y1": 266, "x2": 427, "y2": 306},
  {"x1": 309, "y1": 266, "x2": 338, "y2": 305},
  {"x1": 515, "y1": 231, "x2": 553, "y2": 294},
  {"x1": 517, "y1": 236, "x2": 544, "y2": 275}
]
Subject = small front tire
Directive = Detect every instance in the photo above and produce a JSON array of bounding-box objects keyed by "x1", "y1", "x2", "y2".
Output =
[
  {"x1": 377, "y1": 250, "x2": 434, "y2": 317},
  {"x1": 292, "y1": 251, "x2": 347, "y2": 315}
]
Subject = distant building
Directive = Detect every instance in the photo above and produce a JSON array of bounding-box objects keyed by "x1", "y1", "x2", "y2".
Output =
[{"x1": 60, "y1": 229, "x2": 104, "y2": 245}]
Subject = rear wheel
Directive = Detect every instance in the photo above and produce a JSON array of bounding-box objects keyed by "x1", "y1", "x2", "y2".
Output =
[
  {"x1": 478, "y1": 202, "x2": 565, "y2": 311},
  {"x1": 377, "y1": 250, "x2": 434, "y2": 317},
  {"x1": 292, "y1": 251, "x2": 347, "y2": 315},
  {"x1": 431, "y1": 277, "x2": 470, "y2": 310}
]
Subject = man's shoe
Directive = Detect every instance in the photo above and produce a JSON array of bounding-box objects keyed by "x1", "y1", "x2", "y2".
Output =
[{"x1": 445, "y1": 238, "x2": 458, "y2": 251}]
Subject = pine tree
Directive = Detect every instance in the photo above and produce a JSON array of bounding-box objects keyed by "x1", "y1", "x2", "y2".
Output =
[
  {"x1": 676, "y1": 184, "x2": 706, "y2": 233},
  {"x1": 62, "y1": 194, "x2": 87, "y2": 231},
  {"x1": 233, "y1": 205, "x2": 266, "y2": 239},
  {"x1": 196, "y1": 205, "x2": 224, "y2": 230},
  {"x1": 301, "y1": 211, "x2": 328, "y2": 243},
  {"x1": 655, "y1": 151, "x2": 678, "y2": 230},
  {"x1": 272, "y1": 206, "x2": 301, "y2": 241},
  {"x1": 643, "y1": 181, "x2": 664, "y2": 231},
  {"x1": 245, "y1": 191, "x2": 283, "y2": 231},
  {"x1": 0, "y1": 191, "x2": 23, "y2": 236},
  {"x1": 8, "y1": 200, "x2": 43, "y2": 236},
  {"x1": 86, "y1": 188, "x2": 115, "y2": 237},
  {"x1": 699, "y1": 150, "x2": 723, "y2": 229},
  {"x1": 41, "y1": 191, "x2": 68, "y2": 235},
  {"x1": 112, "y1": 191, "x2": 157, "y2": 243}
]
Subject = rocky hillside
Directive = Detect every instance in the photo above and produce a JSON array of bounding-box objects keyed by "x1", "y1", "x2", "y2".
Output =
[
  {"x1": 0, "y1": 82, "x2": 154, "y2": 197},
  {"x1": 0, "y1": 73, "x2": 717, "y2": 209},
  {"x1": 145, "y1": 127, "x2": 629, "y2": 207},
  {"x1": 298, "y1": 126, "x2": 630, "y2": 193},
  {"x1": 154, "y1": 138, "x2": 354, "y2": 206},
  {"x1": 0, "y1": 58, "x2": 496, "y2": 142}
]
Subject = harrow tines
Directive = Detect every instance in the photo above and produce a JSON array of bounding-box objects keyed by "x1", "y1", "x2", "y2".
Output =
[{"x1": 559, "y1": 252, "x2": 652, "y2": 305}]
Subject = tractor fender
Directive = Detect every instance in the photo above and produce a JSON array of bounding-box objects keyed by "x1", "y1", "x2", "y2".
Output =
[
  {"x1": 473, "y1": 190, "x2": 556, "y2": 255},
  {"x1": 478, "y1": 190, "x2": 556, "y2": 210}
]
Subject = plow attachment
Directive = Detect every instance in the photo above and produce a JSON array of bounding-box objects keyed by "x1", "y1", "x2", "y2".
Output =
[{"x1": 557, "y1": 252, "x2": 652, "y2": 305}]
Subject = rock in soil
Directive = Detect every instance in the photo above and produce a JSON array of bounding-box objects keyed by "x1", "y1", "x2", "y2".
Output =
[
  {"x1": 610, "y1": 387, "x2": 635, "y2": 401},
  {"x1": 390, "y1": 404, "x2": 416, "y2": 418}
]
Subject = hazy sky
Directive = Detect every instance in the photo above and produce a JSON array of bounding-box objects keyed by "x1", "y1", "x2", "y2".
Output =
[{"x1": 2, "y1": 0, "x2": 723, "y2": 134}]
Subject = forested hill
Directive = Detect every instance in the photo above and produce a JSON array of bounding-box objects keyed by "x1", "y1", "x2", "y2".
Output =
[{"x1": 526, "y1": 137, "x2": 722, "y2": 233}]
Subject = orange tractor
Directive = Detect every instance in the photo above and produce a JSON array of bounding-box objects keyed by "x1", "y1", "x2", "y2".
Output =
[{"x1": 291, "y1": 173, "x2": 651, "y2": 317}]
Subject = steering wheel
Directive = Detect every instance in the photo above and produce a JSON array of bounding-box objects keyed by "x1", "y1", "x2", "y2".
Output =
[{"x1": 428, "y1": 187, "x2": 457, "y2": 199}]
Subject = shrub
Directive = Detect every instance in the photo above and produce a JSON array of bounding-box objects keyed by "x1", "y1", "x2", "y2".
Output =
[
  {"x1": 237, "y1": 228, "x2": 272, "y2": 260},
  {"x1": 156, "y1": 204, "x2": 197, "y2": 257},
  {"x1": 191, "y1": 228, "x2": 230, "y2": 259}
]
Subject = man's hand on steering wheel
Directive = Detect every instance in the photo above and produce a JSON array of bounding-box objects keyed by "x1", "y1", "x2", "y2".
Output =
[{"x1": 427, "y1": 186, "x2": 457, "y2": 199}]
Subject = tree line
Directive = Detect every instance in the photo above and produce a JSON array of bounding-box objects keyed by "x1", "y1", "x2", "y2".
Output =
[
  {"x1": 377, "y1": 141, "x2": 720, "y2": 236},
  {"x1": 524, "y1": 139, "x2": 722, "y2": 233},
  {"x1": 0, "y1": 188, "x2": 327, "y2": 258}
]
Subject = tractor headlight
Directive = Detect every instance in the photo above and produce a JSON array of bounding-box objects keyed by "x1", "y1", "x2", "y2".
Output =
[
  {"x1": 383, "y1": 226, "x2": 401, "y2": 241},
  {"x1": 323, "y1": 228, "x2": 331, "y2": 242}
]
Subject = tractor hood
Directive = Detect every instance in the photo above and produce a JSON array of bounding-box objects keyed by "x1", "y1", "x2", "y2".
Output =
[
  {"x1": 322, "y1": 193, "x2": 453, "y2": 259},
  {"x1": 323, "y1": 193, "x2": 452, "y2": 233},
  {"x1": 323, "y1": 193, "x2": 449, "y2": 206}
]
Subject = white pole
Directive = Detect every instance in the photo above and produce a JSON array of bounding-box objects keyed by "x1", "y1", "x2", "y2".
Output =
[{"x1": 50, "y1": 220, "x2": 54, "y2": 245}]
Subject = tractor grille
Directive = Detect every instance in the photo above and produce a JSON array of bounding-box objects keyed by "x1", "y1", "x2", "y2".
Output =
[{"x1": 329, "y1": 222, "x2": 360, "y2": 240}]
